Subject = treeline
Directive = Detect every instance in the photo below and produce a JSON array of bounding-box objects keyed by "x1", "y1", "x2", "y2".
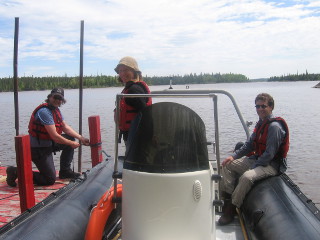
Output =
[
  {"x1": 0, "y1": 73, "x2": 248, "y2": 92},
  {"x1": 144, "y1": 73, "x2": 249, "y2": 85},
  {"x1": 269, "y1": 72, "x2": 320, "y2": 82},
  {"x1": 0, "y1": 75, "x2": 121, "y2": 92},
  {"x1": 1, "y1": 72, "x2": 319, "y2": 92}
]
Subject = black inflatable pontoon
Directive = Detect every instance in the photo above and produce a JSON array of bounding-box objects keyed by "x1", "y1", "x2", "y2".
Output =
[
  {"x1": 242, "y1": 173, "x2": 320, "y2": 240},
  {"x1": 0, "y1": 159, "x2": 115, "y2": 240}
]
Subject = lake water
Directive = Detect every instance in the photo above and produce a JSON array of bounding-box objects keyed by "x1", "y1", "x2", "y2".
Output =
[{"x1": 1, "y1": 81, "x2": 319, "y2": 207}]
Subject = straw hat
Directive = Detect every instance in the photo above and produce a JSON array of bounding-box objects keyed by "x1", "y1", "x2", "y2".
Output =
[{"x1": 114, "y1": 56, "x2": 140, "y2": 74}]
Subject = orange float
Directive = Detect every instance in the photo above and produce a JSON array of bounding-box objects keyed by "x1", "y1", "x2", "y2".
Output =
[{"x1": 85, "y1": 184, "x2": 122, "y2": 240}]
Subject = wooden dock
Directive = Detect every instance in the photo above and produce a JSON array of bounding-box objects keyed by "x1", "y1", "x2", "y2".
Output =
[{"x1": 0, "y1": 166, "x2": 69, "y2": 228}]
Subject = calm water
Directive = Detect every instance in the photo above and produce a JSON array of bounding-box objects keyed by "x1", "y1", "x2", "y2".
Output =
[{"x1": 1, "y1": 81, "x2": 319, "y2": 207}]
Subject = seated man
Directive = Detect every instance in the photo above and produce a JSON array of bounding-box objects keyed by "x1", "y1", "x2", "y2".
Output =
[{"x1": 218, "y1": 93, "x2": 289, "y2": 225}]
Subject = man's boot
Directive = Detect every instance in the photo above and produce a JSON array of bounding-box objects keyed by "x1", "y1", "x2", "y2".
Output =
[
  {"x1": 218, "y1": 193, "x2": 236, "y2": 225},
  {"x1": 6, "y1": 166, "x2": 18, "y2": 187}
]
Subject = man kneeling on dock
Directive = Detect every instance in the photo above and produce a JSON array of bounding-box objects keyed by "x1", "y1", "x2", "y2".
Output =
[
  {"x1": 6, "y1": 87, "x2": 90, "y2": 187},
  {"x1": 218, "y1": 93, "x2": 289, "y2": 225}
]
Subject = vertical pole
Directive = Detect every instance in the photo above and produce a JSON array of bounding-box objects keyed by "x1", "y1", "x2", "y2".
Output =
[
  {"x1": 78, "y1": 20, "x2": 84, "y2": 172},
  {"x1": 213, "y1": 94, "x2": 220, "y2": 174},
  {"x1": 88, "y1": 116, "x2": 102, "y2": 167},
  {"x1": 113, "y1": 95, "x2": 121, "y2": 203},
  {"x1": 13, "y1": 17, "x2": 19, "y2": 136},
  {"x1": 212, "y1": 94, "x2": 222, "y2": 203},
  {"x1": 15, "y1": 135, "x2": 35, "y2": 212}
]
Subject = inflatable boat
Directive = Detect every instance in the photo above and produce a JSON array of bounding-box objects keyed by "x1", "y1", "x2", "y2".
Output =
[{"x1": 1, "y1": 90, "x2": 320, "y2": 240}]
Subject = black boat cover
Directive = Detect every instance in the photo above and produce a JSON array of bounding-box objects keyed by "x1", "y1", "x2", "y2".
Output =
[{"x1": 124, "y1": 102, "x2": 209, "y2": 173}]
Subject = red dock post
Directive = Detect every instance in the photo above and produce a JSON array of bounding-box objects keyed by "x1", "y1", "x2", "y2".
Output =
[
  {"x1": 15, "y1": 135, "x2": 35, "y2": 213},
  {"x1": 88, "y1": 116, "x2": 103, "y2": 167}
]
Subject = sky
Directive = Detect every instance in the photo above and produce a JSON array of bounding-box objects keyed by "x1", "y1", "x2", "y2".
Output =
[{"x1": 0, "y1": 0, "x2": 319, "y2": 79}]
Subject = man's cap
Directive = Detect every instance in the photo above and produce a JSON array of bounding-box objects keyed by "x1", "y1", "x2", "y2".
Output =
[
  {"x1": 51, "y1": 87, "x2": 64, "y2": 97},
  {"x1": 114, "y1": 56, "x2": 140, "y2": 74}
]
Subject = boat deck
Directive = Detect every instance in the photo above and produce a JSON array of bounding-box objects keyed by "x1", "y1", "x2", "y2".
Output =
[
  {"x1": 0, "y1": 166, "x2": 69, "y2": 227},
  {"x1": 215, "y1": 214, "x2": 245, "y2": 240}
]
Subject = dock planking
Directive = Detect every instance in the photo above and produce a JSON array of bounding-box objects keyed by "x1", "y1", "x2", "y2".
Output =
[{"x1": 0, "y1": 166, "x2": 69, "y2": 227}]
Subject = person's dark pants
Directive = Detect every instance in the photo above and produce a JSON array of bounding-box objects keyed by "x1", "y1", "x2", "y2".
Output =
[
  {"x1": 53, "y1": 134, "x2": 75, "y2": 172},
  {"x1": 31, "y1": 134, "x2": 75, "y2": 186}
]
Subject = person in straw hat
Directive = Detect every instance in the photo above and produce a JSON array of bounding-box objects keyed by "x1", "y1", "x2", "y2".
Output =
[{"x1": 114, "y1": 56, "x2": 152, "y2": 144}]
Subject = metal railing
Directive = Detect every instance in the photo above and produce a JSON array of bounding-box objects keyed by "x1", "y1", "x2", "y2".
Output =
[{"x1": 113, "y1": 89, "x2": 250, "y2": 201}]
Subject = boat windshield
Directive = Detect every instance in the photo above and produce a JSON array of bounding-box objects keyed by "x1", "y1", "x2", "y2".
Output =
[{"x1": 124, "y1": 102, "x2": 209, "y2": 173}]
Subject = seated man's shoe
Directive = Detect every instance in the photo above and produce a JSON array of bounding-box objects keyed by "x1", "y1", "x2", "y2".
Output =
[
  {"x1": 59, "y1": 169, "x2": 81, "y2": 179},
  {"x1": 218, "y1": 200, "x2": 236, "y2": 226},
  {"x1": 6, "y1": 166, "x2": 18, "y2": 187}
]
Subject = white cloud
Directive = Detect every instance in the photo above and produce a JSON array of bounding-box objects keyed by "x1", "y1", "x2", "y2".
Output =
[{"x1": 0, "y1": 0, "x2": 319, "y2": 79}]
